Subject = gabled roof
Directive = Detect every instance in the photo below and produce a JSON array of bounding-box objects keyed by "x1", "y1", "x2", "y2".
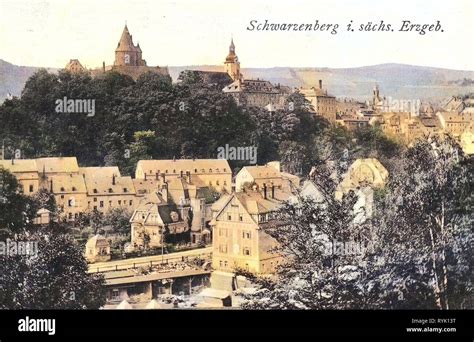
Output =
[{"x1": 36, "y1": 157, "x2": 79, "y2": 174}]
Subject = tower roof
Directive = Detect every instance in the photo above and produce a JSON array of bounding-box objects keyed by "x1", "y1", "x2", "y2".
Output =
[
  {"x1": 225, "y1": 38, "x2": 237, "y2": 63},
  {"x1": 116, "y1": 25, "x2": 136, "y2": 52}
]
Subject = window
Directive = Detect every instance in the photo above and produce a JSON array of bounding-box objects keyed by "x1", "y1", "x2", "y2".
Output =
[
  {"x1": 129, "y1": 200, "x2": 133, "y2": 206},
  {"x1": 94, "y1": 206, "x2": 97, "y2": 210},
  {"x1": 259, "y1": 214, "x2": 267, "y2": 223},
  {"x1": 29, "y1": 185, "x2": 34, "y2": 193},
  {"x1": 123, "y1": 188, "x2": 128, "y2": 193},
  {"x1": 108, "y1": 188, "x2": 113, "y2": 193},
  {"x1": 60, "y1": 187, "x2": 65, "y2": 192},
  {"x1": 60, "y1": 195, "x2": 64, "y2": 199},
  {"x1": 118, "y1": 200, "x2": 122, "y2": 205},
  {"x1": 227, "y1": 214, "x2": 232, "y2": 221},
  {"x1": 72, "y1": 187, "x2": 76, "y2": 191},
  {"x1": 194, "y1": 169, "x2": 197, "y2": 173},
  {"x1": 93, "y1": 197, "x2": 97, "y2": 202},
  {"x1": 68, "y1": 213, "x2": 73, "y2": 220},
  {"x1": 100, "y1": 201, "x2": 104, "y2": 208},
  {"x1": 216, "y1": 180, "x2": 220, "y2": 186},
  {"x1": 87, "y1": 201, "x2": 90, "y2": 208},
  {"x1": 109, "y1": 201, "x2": 112, "y2": 207},
  {"x1": 243, "y1": 231, "x2": 251, "y2": 239},
  {"x1": 112, "y1": 289, "x2": 120, "y2": 301},
  {"x1": 219, "y1": 245, "x2": 227, "y2": 253},
  {"x1": 68, "y1": 198, "x2": 74, "y2": 207},
  {"x1": 93, "y1": 189, "x2": 98, "y2": 194},
  {"x1": 209, "y1": 168, "x2": 212, "y2": 173},
  {"x1": 239, "y1": 214, "x2": 243, "y2": 222}
]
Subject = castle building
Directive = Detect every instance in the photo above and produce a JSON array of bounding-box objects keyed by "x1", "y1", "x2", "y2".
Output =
[
  {"x1": 114, "y1": 25, "x2": 146, "y2": 67},
  {"x1": 85, "y1": 25, "x2": 169, "y2": 81}
]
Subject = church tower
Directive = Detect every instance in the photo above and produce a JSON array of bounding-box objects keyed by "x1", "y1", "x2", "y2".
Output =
[
  {"x1": 224, "y1": 38, "x2": 242, "y2": 81},
  {"x1": 114, "y1": 25, "x2": 146, "y2": 67}
]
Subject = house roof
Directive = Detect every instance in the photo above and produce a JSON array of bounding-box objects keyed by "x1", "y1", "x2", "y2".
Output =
[
  {"x1": 0, "y1": 159, "x2": 38, "y2": 173},
  {"x1": 48, "y1": 173, "x2": 87, "y2": 193},
  {"x1": 137, "y1": 159, "x2": 231, "y2": 175},
  {"x1": 36, "y1": 157, "x2": 79, "y2": 174},
  {"x1": 80, "y1": 167, "x2": 135, "y2": 196}
]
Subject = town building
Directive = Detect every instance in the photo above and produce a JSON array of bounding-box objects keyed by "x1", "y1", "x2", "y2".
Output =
[
  {"x1": 0, "y1": 159, "x2": 40, "y2": 195},
  {"x1": 135, "y1": 159, "x2": 232, "y2": 193},
  {"x1": 130, "y1": 193, "x2": 189, "y2": 249},
  {"x1": 80, "y1": 167, "x2": 136, "y2": 214},
  {"x1": 210, "y1": 186, "x2": 292, "y2": 274},
  {"x1": 235, "y1": 161, "x2": 299, "y2": 192},
  {"x1": 85, "y1": 235, "x2": 111, "y2": 263},
  {"x1": 299, "y1": 80, "x2": 337, "y2": 122}
]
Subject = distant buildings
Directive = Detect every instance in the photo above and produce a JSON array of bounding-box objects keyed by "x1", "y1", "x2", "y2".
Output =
[
  {"x1": 299, "y1": 79, "x2": 337, "y2": 122},
  {"x1": 65, "y1": 25, "x2": 169, "y2": 80}
]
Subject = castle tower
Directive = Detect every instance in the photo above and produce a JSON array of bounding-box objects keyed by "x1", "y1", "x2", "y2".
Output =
[
  {"x1": 224, "y1": 38, "x2": 242, "y2": 81},
  {"x1": 114, "y1": 25, "x2": 146, "y2": 67}
]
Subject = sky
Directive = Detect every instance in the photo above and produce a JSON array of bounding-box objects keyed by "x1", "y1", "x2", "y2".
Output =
[{"x1": 0, "y1": 0, "x2": 473, "y2": 70}]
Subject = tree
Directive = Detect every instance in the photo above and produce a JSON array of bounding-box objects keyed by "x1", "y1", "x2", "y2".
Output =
[
  {"x1": 376, "y1": 136, "x2": 473, "y2": 309},
  {"x1": 0, "y1": 168, "x2": 37, "y2": 237},
  {"x1": 0, "y1": 233, "x2": 106, "y2": 309},
  {"x1": 240, "y1": 160, "x2": 381, "y2": 309}
]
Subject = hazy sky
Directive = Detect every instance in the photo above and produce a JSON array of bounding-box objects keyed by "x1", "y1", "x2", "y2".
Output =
[{"x1": 0, "y1": 0, "x2": 473, "y2": 70}]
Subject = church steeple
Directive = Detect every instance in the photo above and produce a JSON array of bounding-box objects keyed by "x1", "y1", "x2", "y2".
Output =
[{"x1": 224, "y1": 38, "x2": 241, "y2": 81}]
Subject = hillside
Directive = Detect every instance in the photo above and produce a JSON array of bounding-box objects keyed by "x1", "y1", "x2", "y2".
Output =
[{"x1": 2, "y1": 59, "x2": 474, "y2": 103}]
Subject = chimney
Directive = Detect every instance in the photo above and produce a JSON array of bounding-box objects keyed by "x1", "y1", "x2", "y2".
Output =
[
  {"x1": 112, "y1": 174, "x2": 116, "y2": 185},
  {"x1": 161, "y1": 183, "x2": 168, "y2": 202},
  {"x1": 50, "y1": 179, "x2": 53, "y2": 192},
  {"x1": 319, "y1": 79, "x2": 322, "y2": 90},
  {"x1": 271, "y1": 185, "x2": 275, "y2": 199},
  {"x1": 263, "y1": 183, "x2": 267, "y2": 199}
]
